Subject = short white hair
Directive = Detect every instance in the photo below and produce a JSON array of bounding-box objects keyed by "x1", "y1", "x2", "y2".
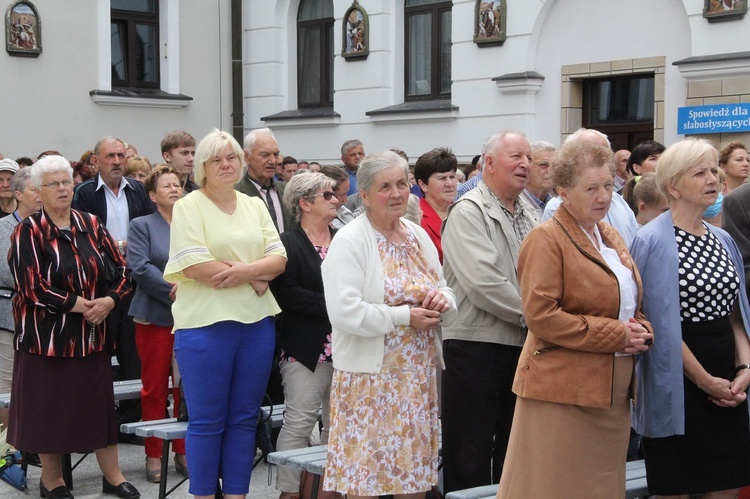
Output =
[
  {"x1": 30, "y1": 155, "x2": 73, "y2": 188},
  {"x1": 243, "y1": 127, "x2": 276, "y2": 152}
]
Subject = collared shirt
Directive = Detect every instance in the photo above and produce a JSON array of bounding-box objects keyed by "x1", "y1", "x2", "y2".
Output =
[
  {"x1": 249, "y1": 176, "x2": 285, "y2": 233},
  {"x1": 456, "y1": 170, "x2": 482, "y2": 200},
  {"x1": 344, "y1": 166, "x2": 358, "y2": 196},
  {"x1": 488, "y1": 189, "x2": 534, "y2": 245},
  {"x1": 96, "y1": 175, "x2": 131, "y2": 241}
]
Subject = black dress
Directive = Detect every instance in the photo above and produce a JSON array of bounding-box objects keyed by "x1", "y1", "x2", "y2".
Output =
[{"x1": 642, "y1": 226, "x2": 750, "y2": 495}]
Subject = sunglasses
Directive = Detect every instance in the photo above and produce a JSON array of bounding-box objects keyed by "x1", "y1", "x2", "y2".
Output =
[{"x1": 311, "y1": 191, "x2": 337, "y2": 201}]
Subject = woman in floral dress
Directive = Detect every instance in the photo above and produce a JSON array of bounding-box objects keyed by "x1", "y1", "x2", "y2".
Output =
[{"x1": 321, "y1": 151, "x2": 457, "y2": 498}]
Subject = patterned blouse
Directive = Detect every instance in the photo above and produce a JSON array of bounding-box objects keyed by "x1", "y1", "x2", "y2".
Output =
[{"x1": 8, "y1": 209, "x2": 132, "y2": 357}]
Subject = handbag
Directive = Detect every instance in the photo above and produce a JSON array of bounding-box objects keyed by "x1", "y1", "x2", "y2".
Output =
[{"x1": 98, "y1": 242, "x2": 119, "y2": 284}]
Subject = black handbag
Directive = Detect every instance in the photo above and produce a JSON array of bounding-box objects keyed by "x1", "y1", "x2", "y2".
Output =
[{"x1": 98, "y1": 242, "x2": 119, "y2": 284}]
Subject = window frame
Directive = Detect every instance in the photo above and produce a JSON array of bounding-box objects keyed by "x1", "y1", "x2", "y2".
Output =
[
  {"x1": 296, "y1": 7, "x2": 334, "y2": 109},
  {"x1": 110, "y1": 3, "x2": 160, "y2": 89},
  {"x1": 404, "y1": 0, "x2": 452, "y2": 102}
]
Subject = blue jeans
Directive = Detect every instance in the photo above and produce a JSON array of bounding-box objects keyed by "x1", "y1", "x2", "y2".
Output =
[{"x1": 174, "y1": 318, "x2": 275, "y2": 495}]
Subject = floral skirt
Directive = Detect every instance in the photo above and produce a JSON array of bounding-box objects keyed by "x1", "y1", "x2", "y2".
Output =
[{"x1": 323, "y1": 327, "x2": 438, "y2": 495}]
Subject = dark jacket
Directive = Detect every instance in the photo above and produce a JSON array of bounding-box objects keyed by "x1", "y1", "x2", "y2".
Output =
[
  {"x1": 72, "y1": 176, "x2": 155, "y2": 224},
  {"x1": 235, "y1": 174, "x2": 295, "y2": 233},
  {"x1": 270, "y1": 225, "x2": 335, "y2": 372}
]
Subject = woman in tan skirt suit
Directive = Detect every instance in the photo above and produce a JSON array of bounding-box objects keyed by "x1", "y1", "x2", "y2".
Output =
[{"x1": 497, "y1": 139, "x2": 653, "y2": 498}]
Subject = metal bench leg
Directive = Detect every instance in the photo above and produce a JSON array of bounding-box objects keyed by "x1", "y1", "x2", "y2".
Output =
[
  {"x1": 158, "y1": 439, "x2": 170, "y2": 499},
  {"x1": 311, "y1": 473, "x2": 321, "y2": 499},
  {"x1": 62, "y1": 453, "x2": 73, "y2": 489}
]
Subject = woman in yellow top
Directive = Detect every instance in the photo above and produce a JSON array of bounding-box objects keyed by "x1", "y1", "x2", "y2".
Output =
[{"x1": 164, "y1": 129, "x2": 286, "y2": 499}]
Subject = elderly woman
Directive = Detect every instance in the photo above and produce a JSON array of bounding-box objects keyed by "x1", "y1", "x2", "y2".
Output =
[
  {"x1": 718, "y1": 141, "x2": 749, "y2": 193},
  {"x1": 126, "y1": 166, "x2": 186, "y2": 483},
  {"x1": 630, "y1": 138, "x2": 750, "y2": 498},
  {"x1": 269, "y1": 173, "x2": 339, "y2": 499},
  {"x1": 8, "y1": 155, "x2": 139, "y2": 499},
  {"x1": 164, "y1": 130, "x2": 286, "y2": 499},
  {"x1": 414, "y1": 147, "x2": 458, "y2": 263},
  {"x1": 321, "y1": 151, "x2": 457, "y2": 498},
  {"x1": 498, "y1": 140, "x2": 653, "y2": 498},
  {"x1": 0, "y1": 167, "x2": 42, "y2": 429}
]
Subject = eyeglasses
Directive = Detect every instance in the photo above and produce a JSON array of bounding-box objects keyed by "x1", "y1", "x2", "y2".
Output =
[
  {"x1": 41, "y1": 179, "x2": 74, "y2": 189},
  {"x1": 312, "y1": 191, "x2": 337, "y2": 201}
]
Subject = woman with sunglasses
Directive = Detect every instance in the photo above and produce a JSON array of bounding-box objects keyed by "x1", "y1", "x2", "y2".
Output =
[{"x1": 270, "y1": 173, "x2": 339, "y2": 499}]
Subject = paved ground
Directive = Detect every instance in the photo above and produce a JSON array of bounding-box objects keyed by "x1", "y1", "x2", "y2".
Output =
[{"x1": 0, "y1": 443, "x2": 281, "y2": 499}]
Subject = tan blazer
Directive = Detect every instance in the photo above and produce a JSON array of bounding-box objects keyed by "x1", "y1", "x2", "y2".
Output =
[{"x1": 512, "y1": 204, "x2": 652, "y2": 409}]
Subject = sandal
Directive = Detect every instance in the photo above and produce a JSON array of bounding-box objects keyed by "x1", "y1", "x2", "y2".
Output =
[
  {"x1": 174, "y1": 455, "x2": 188, "y2": 477},
  {"x1": 145, "y1": 458, "x2": 161, "y2": 484}
]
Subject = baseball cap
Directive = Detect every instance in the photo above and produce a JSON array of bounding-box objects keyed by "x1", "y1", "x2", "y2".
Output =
[{"x1": 0, "y1": 158, "x2": 19, "y2": 174}]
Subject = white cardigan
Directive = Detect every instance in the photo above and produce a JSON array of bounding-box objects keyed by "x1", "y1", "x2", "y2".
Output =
[{"x1": 321, "y1": 215, "x2": 457, "y2": 373}]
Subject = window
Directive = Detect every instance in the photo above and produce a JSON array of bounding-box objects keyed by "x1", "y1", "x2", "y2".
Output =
[
  {"x1": 583, "y1": 75, "x2": 655, "y2": 150},
  {"x1": 111, "y1": 0, "x2": 159, "y2": 89},
  {"x1": 405, "y1": 0, "x2": 452, "y2": 101},
  {"x1": 297, "y1": 0, "x2": 334, "y2": 108}
]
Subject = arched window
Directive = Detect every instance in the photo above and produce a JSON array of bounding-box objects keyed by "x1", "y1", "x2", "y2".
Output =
[
  {"x1": 297, "y1": 0, "x2": 334, "y2": 108},
  {"x1": 405, "y1": 0, "x2": 452, "y2": 100}
]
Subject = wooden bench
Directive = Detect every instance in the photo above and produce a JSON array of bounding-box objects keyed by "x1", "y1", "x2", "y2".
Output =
[
  {"x1": 442, "y1": 460, "x2": 649, "y2": 499},
  {"x1": 119, "y1": 404, "x2": 288, "y2": 499}
]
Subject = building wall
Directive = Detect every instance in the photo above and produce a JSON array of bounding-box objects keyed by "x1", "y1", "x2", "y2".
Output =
[
  {"x1": 244, "y1": 0, "x2": 750, "y2": 164},
  {"x1": 0, "y1": 0, "x2": 233, "y2": 163}
]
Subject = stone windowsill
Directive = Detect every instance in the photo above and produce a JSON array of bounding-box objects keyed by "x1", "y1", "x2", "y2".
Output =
[{"x1": 90, "y1": 88, "x2": 193, "y2": 108}]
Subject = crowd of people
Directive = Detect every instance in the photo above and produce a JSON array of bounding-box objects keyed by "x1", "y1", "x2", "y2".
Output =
[{"x1": 0, "y1": 126, "x2": 749, "y2": 499}]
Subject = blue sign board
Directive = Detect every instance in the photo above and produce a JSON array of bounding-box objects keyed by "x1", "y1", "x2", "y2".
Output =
[{"x1": 678, "y1": 103, "x2": 750, "y2": 135}]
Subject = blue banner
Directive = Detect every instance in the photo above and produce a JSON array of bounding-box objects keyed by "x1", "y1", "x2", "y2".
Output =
[{"x1": 678, "y1": 103, "x2": 750, "y2": 135}]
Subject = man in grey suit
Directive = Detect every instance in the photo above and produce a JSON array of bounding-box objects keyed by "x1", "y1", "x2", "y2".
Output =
[
  {"x1": 723, "y1": 182, "x2": 750, "y2": 299},
  {"x1": 235, "y1": 127, "x2": 294, "y2": 233}
]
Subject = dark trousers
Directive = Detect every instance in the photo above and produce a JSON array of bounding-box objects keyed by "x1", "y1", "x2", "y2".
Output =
[
  {"x1": 108, "y1": 293, "x2": 141, "y2": 423},
  {"x1": 441, "y1": 339, "x2": 521, "y2": 494}
]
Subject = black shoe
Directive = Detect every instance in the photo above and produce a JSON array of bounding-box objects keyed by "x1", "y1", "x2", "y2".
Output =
[
  {"x1": 102, "y1": 477, "x2": 140, "y2": 499},
  {"x1": 39, "y1": 479, "x2": 73, "y2": 499}
]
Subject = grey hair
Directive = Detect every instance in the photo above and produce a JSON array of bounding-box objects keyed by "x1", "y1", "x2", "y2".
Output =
[
  {"x1": 283, "y1": 172, "x2": 336, "y2": 222},
  {"x1": 341, "y1": 139, "x2": 363, "y2": 156},
  {"x1": 531, "y1": 140, "x2": 557, "y2": 154},
  {"x1": 243, "y1": 127, "x2": 276, "y2": 152},
  {"x1": 11, "y1": 167, "x2": 33, "y2": 194},
  {"x1": 93, "y1": 136, "x2": 125, "y2": 155},
  {"x1": 564, "y1": 128, "x2": 611, "y2": 149},
  {"x1": 357, "y1": 150, "x2": 409, "y2": 194},
  {"x1": 482, "y1": 131, "x2": 527, "y2": 157},
  {"x1": 30, "y1": 155, "x2": 73, "y2": 188}
]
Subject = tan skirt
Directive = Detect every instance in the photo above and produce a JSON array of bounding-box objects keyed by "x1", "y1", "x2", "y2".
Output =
[{"x1": 497, "y1": 355, "x2": 634, "y2": 499}]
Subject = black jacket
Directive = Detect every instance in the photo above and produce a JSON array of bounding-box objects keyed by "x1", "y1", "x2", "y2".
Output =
[
  {"x1": 72, "y1": 176, "x2": 155, "y2": 224},
  {"x1": 270, "y1": 225, "x2": 335, "y2": 372},
  {"x1": 235, "y1": 174, "x2": 295, "y2": 233}
]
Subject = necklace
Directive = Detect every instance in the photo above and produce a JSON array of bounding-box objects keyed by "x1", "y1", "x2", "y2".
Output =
[
  {"x1": 303, "y1": 223, "x2": 331, "y2": 247},
  {"x1": 202, "y1": 188, "x2": 236, "y2": 215},
  {"x1": 368, "y1": 216, "x2": 406, "y2": 244}
]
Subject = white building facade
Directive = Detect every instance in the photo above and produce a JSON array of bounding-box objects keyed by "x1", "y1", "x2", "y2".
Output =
[{"x1": 246, "y1": 0, "x2": 750, "y2": 164}]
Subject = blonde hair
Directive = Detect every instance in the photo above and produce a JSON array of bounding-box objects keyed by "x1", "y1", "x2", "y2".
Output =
[
  {"x1": 194, "y1": 129, "x2": 245, "y2": 187},
  {"x1": 655, "y1": 138, "x2": 718, "y2": 203}
]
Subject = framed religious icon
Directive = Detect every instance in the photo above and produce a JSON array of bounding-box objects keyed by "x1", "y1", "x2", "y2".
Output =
[
  {"x1": 5, "y1": 0, "x2": 42, "y2": 57},
  {"x1": 703, "y1": 0, "x2": 747, "y2": 22},
  {"x1": 474, "y1": 0, "x2": 506, "y2": 46},
  {"x1": 342, "y1": 1, "x2": 368, "y2": 60}
]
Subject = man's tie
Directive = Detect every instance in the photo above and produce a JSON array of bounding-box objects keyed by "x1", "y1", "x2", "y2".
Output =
[{"x1": 263, "y1": 186, "x2": 279, "y2": 231}]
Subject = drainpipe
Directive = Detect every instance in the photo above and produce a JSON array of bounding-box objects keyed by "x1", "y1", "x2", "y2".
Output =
[{"x1": 231, "y1": 0, "x2": 244, "y2": 143}]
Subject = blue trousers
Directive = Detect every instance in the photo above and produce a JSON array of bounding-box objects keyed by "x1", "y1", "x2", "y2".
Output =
[{"x1": 174, "y1": 318, "x2": 275, "y2": 495}]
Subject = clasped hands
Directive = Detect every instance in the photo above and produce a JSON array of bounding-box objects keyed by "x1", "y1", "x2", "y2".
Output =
[
  {"x1": 701, "y1": 369, "x2": 750, "y2": 408},
  {"x1": 73, "y1": 295, "x2": 116, "y2": 325},
  {"x1": 621, "y1": 318, "x2": 654, "y2": 355},
  {"x1": 409, "y1": 290, "x2": 450, "y2": 331}
]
